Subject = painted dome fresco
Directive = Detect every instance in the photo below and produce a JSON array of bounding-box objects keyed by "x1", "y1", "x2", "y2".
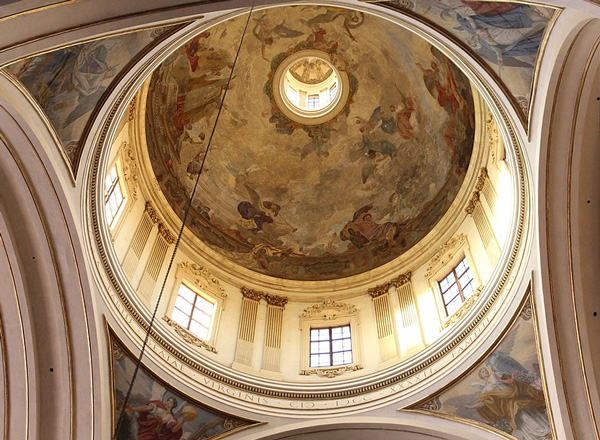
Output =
[{"x1": 145, "y1": 5, "x2": 476, "y2": 281}]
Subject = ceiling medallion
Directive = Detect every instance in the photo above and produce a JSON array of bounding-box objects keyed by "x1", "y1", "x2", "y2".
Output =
[{"x1": 271, "y1": 49, "x2": 350, "y2": 126}]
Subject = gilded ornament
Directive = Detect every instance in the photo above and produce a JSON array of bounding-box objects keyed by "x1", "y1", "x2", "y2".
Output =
[
  {"x1": 178, "y1": 262, "x2": 226, "y2": 297},
  {"x1": 441, "y1": 285, "x2": 484, "y2": 329},
  {"x1": 145, "y1": 201, "x2": 160, "y2": 224},
  {"x1": 425, "y1": 234, "x2": 467, "y2": 278},
  {"x1": 475, "y1": 167, "x2": 488, "y2": 191},
  {"x1": 465, "y1": 191, "x2": 480, "y2": 215},
  {"x1": 163, "y1": 316, "x2": 217, "y2": 353},
  {"x1": 391, "y1": 271, "x2": 412, "y2": 287},
  {"x1": 368, "y1": 282, "x2": 391, "y2": 298},
  {"x1": 265, "y1": 294, "x2": 288, "y2": 307},
  {"x1": 302, "y1": 300, "x2": 357, "y2": 320},
  {"x1": 241, "y1": 286, "x2": 265, "y2": 302},
  {"x1": 158, "y1": 222, "x2": 176, "y2": 244},
  {"x1": 300, "y1": 364, "x2": 363, "y2": 378}
]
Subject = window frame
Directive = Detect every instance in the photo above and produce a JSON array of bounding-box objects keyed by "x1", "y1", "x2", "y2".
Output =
[
  {"x1": 438, "y1": 256, "x2": 476, "y2": 316},
  {"x1": 426, "y1": 235, "x2": 481, "y2": 323},
  {"x1": 309, "y1": 324, "x2": 353, "y2": 368},
  {"x1": 300, "y1": 301, "x2": 362, "y2": 376},
  {"x1": 104, "y1": 159, "x2": 127, "y2": 230},
  {"x1": 170, "y1": 281, "x2": 217, "y2": 342},
  {"x1": 166, "y1": 263, "x2": 227, "y2": 349}
]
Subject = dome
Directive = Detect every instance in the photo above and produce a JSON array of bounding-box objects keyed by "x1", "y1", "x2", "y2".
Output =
[{"x1": 144, "y1": 5, "x2": 476, "y2": 281}]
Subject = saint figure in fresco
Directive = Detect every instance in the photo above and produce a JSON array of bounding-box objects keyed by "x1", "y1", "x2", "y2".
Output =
[
  {"x1": 341, "y1": 204, "x2": 406, "y2": 252},
  {"x1": 126, "y1": 396, "x2": 198, "y2": 440},
  {"x1": 452, "y1": 1, "x2": 548, "y2": 68},
  {"x1": 467, "y1": 366, "x2": 551, "y2": 439}
]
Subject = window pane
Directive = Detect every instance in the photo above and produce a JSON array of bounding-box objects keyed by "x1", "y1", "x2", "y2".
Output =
[
  {"x1": 309, "y1": 325, "x2": 352, "y2": 369},
  {"x1": 332, "y1": 352, "x2": 344, "y2": 366},
  {"x1": 342, "y1": 325, "x2": 350, "y2": 338},
  {"x1": 332, "y1": 339, "x2": 343, "y2": 352},
  {"x1": 174, "y1": 297, "x2": 193, "y2": 315},
  {"x1": 171, "y1": 309, "x2": 190, "y2": 328},
  {"x1": 331, "y1": 327, "x2": 342, "y2": 338},
  {"x1": 178, "y1": 284, "x2": 196, "y2": 302},
  {"x1": 189, "y1": 321, "x2": 208, "y2": 340},
  {"x1": 342, "y1": 339, "x2": 352, "y2": 351}
]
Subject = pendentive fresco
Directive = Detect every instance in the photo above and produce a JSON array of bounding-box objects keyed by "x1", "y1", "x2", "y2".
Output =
[
  {"x1": 146, "y1": 5, "x2": 475, "y2": 281},
  {"x1": 110, "y1": 330, "x2": 260, "y2": 440},
  {"x1": 413, "y1": 298, "x2": 553, "y2": 440},
  {"x1": 5, "y1": 26, "x2": 178, "y2": 171},
  {"x1": 380, "y1": 0, "x2": 555, "y2": 117}
]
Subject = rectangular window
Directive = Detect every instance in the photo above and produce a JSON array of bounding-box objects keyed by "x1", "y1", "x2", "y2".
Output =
[
  {"x1": 329, "y1": 82, "x2": 337, "y2": 100},
  {"x1": 309, "y1": 325, "x2": 352, "y2": 368},
  {"x1": 288, "y1": 86, "x2": 299, "y2": 106},
  {"x1": 171, "y1": 283, "x2": 216, "y2": 341},
  {"x1": 104, "y1": 164, "x2": 125, "y2": 227},
  {"x1": 307, "y1": 94, "x2": 320, "y2": 110},
  {"x1": 439, "y1": 257, "x2": 476, "y2": 316}
]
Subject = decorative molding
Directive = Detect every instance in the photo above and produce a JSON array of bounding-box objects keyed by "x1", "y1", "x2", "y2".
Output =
[
  {"x1": 416, "y1": 397, "x2": 442, "y2": 411},
  {"x1": 128, "y1": 94, "x2": 137, "y2": 121},
  {"x1": 368, "y1": 282, "x2": 390, "y2": 298},
  {"x1": 163, "y1": 316, "x2": 217, "y2": 353},
  {"x1": 441, "y1": 285, "x2": 484, "y2": 329},
  {"x1": 145, "y1": 200, "x2": 160, "y2": 223},
  {"x1": 425, "y1": 234, "x2": 467, "y2": 278},
  {"x1": 265, "y1": 294, "x2": 288, "y2": 307},
  {"x1": 87, "y1": 7, "x2": 529, "y2": 406},
  {"x1": 157, "y1": 222, "x2": 175, "y2": 244},
  {"x1": 475, "y1": 167, "x2": 488, "y2": 192},
  {"x1": 368, "y1": 271, "x2": 412, "y2": 297},
  {"x1": 240, "y1": 286, "x2": 265, "y2": 302},
  {"x1": 302, "y1": 300, "x2": 357, "y2": 320},
  {"x1": 121, "y1": 141, "x2": 139, "y2": 200},
  {"x1": 465, "y1": 191, "x2": 481, "y2": 215},
  {"x1": 391, "y1": 271, "x2": 412, "y2": 288},
  {"x1": 300, "y1": 364, "x2": 363, "y2": 378},
  {"x1": 486, "y1": 111, "x2": 500, "y2": 163},
  {"x1": 178, "y1": 262, "x2": 226, "y2": 298}
]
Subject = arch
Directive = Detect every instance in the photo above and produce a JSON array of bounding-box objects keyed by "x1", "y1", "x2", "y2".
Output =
[
  {"x1": 0, "y1": 87, "x2": 101, "y2": 439},
  {"x1": 537, "y1": 15, "x2": 600, "y2": 439}
]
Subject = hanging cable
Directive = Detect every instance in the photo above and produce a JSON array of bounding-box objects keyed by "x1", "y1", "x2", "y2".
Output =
[{"x1": 113, "y1": 2, "x2": 255, "y2": 438}]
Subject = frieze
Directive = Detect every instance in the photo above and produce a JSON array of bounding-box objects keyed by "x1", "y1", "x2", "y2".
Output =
[
  {"x1": 178, "y1": 262, "x2": 226, "y2": 298},
  {"x1": 302, "y1": 300, "x2": 357, "y2": 320},
  {"x1": 163, "y1": 316, "x2": 217, "y2": 353},
  {"x1": 300, "y1": 364, "x2": 363, "y2": 378},
  {"x1": 241, "y1": 286, "x2": 265, "y2": 302},
  {"x1": 425, "y1": 234, "x2": 467, "y2": 278},
  {"x1": 441, "y1": 285, "x2": 484, "y2": 329}
]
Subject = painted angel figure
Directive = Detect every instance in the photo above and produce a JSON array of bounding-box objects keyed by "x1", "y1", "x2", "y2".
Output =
[
  {"x1": 467, "y1": 353, "x2": 551, "y2": 440},
  {"x1": 237, "y1": 184, "x2": 296, "y2": 236}
]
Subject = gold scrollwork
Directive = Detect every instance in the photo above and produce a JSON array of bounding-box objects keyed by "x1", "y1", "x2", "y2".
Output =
[
  {"x1": 163, "y1": 316, "x2": 217, "y2": 353},
  {"x1": 300, "y1": 364, "x2": 363, "y2": 378}
]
